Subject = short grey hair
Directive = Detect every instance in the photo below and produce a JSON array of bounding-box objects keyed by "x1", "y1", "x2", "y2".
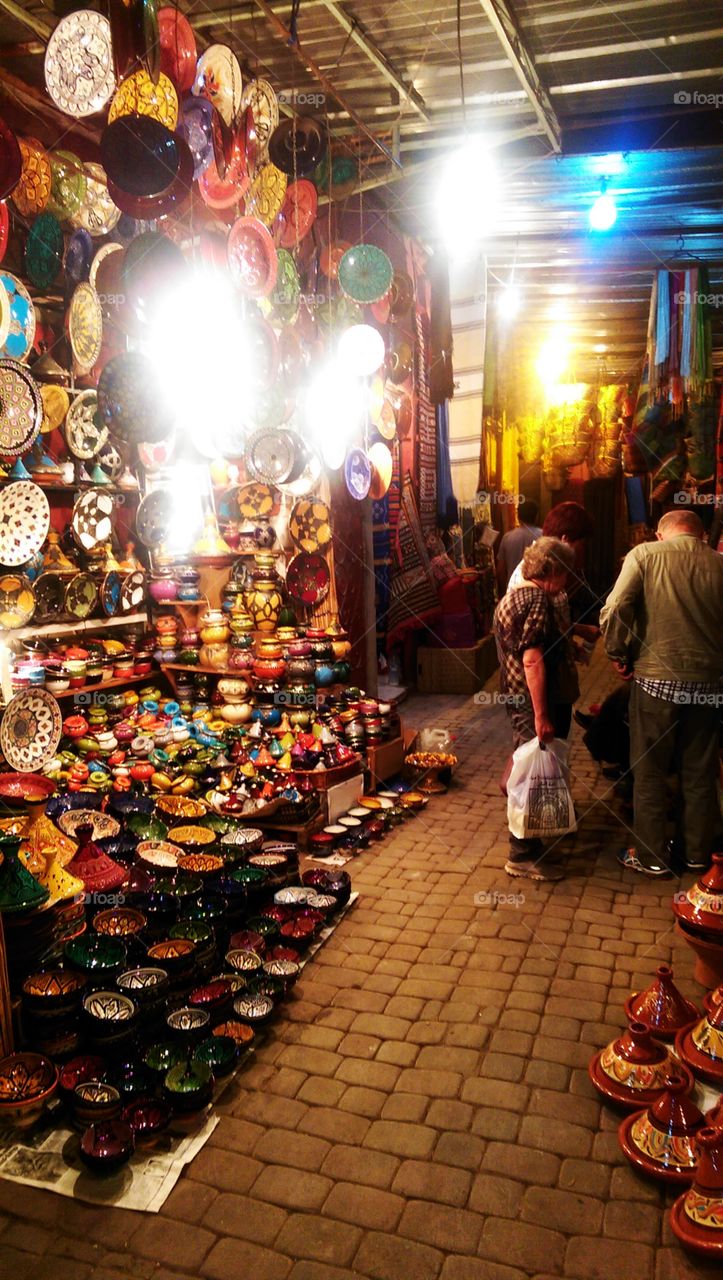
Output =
[
  {"x1": 521, "y1": 536, "x2": 575, "y2": 582},
  {"x1": 657, "y1": 510, "x2": 704, "y2": 538}
]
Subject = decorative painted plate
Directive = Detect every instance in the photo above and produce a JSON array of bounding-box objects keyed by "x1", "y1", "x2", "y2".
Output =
[
  {"x1": 286, "y1": 552, "x2": 330, "y2": 607},
  {"x1": 0, "y1": 482, "x2": 49, "y2": 567},
  {"x1": 33, "y1": 572, "x2": 65, "y2": 621},
  {"x1": 344, "y1": 447, "x2": 372, "y2": 500},
  {"x1": 237, "y1": 482, "x2": 275, "y2": 521},
  {"x1": 136, "y1": 838, "x2": 182, "y2": 868},
  {"x1": 241, "y1": 79, "x2": 278, "y2": 157},
  {"x1": 197, "y1": 151, "x2": 248, "y2": 210},
  {"x1": 0, "y1": 272, "x2": 36, "y2": 363},
  {"x1": 65, "y1": 390, "x2": 107, "y2": 459},
  {"x1": 64, "y1": 228, "x2": 94, "y2": 287},
  {"x1": 0, "y1": 280, "x2": 9, "y2": 354},
  {"x1": 97, "y1": 439, "x2": 123, "y2": 481},
  {"x1": 137, "y1": 435, "x2": 174, "y2": 471},
  {"x1": 71, "y1": 162, "x2": 121, "y2": 238},
  {"x1": 44, "y1": 11, "x2": 115, "y2": 118},
  {"x1": 0, "y1": 203, "x2": 8, "y2": 265},
  {"x1": 320, "y1": 240, "x2": 351, "y2": 280},
  {"x1": 39, "y1": 387, "x2": 69, "y2": 436},
  {"x1": 58, "y1": 808, "x2": 120, "y2": 839},
  {"x1": 270, "y1": 250, "x2": 300, "y2": 323},
  {"x1": 0, "y1": 120, "x2": 21, "y2": 204},
  {"x1": 88, "y1": 240, "x2": 123, "y2": 291},
  {"x1": 368, "y1": 441, "x2": 393, "y2": 499},
  {"x1": 109, "y1": 69, "x2": 178, "y2": 129},
  {"x1": 0, "y1": 360, "x2": 42, "y2": 456},
  {"x1": 227, "y1": 216, "x2": 277, "y2": 298},
  {"x1": 390, "y1": 269, "x2": 414, "y2": 316},
  {"x1": 276, "y1": 447, "x2": 322, "y2": 499},
  {"x1": 193, "y1": 44, "x2": 243, "y2": 127},
  {"x1": 97, "y1": 352, "x2": 171, "y2": 443},
  {"x1": 120, "y1": 569, "x2": 145, "y2": 613},
  {"x1": 71, "y1": 488, "x2": 114, "y2": 552},
  {"x1": 158, "y1": 7, "x2": 197, "y2": 93},
  {"x1": 289, "y1": 498, "x2": 332, "y2": 554},
  {"x1": 277, "y1": 179, "x2": 317, "y2": 249},
  {"x1": 24, "y1": 213, "x2": 63, "y2": 290},
  {"x1": 100, "y1": 115, "x2": 180, "y2": 199},
  {"x1": 245, "y1": 163, "x2": 287, "y2": 227},
  {"x1": 64, "y1": 571, "x2": 98, "y2": 620},
  {"x1": 11, "y1": 138, "x2": 51, "y2": 217},
  {"x1": 338, "y1": 244, "x2": 394, "y2": 305},
  {"x1": 377, "y1": 396, "x2": 397, "y2": 440},
  {"x1": 268, "y1": 119, "x2": 326, "y2": 176},
  {"x1": 245, "y1": 427, "x2": 296, "y2": 485},
  {"x1": 68, "y1": 283, "x2": 103, "y2": 375},
  {"x1": 0, "y1": 574, "x2": 35, "y2": 629},
  {"x1": 46, "y1": 150, "x2": 87, "y2": 221},
  {"x1": 136, "y1": 488, "x2": 173, "y2": 549},
  {"x1": 0, "y1": 688, "x2": 62, "y2": 773},
  {"x1": 100, "y1": 570, "x2": 121, "y2": 617},
  {"x1": 180, "y1": 95, "x2": 214, "y2": 179}
]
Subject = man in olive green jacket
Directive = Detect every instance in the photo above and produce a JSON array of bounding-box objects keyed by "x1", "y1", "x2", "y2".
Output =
[{"x1": 600, "y1": 509, "x2": 723, "y2": 876}]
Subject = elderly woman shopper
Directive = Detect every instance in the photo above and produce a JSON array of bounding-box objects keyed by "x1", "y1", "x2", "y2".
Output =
[{"x1": 493, "y1": 536, "x2": 577, "y2": 881}]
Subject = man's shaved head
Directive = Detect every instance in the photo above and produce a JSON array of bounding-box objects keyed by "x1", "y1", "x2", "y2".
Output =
[{"x1": 657, "y1": 509, "x2": 705, "y2": 540}]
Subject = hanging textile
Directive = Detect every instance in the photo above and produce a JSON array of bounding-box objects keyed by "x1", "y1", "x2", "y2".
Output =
[
  {"x1": 654, "y1": 270, "x2": 670, "y2": 368},
  {"x1": 387, "y1": 475, "x2": 441, "y2": 648},
  {"x1": 429, "y1": 249, "x2": 454, "y2": 404},
  {"x1": 436, "y1": 401, "x2": 457, "y2": 528},
  {"x1": 413, "y1": 306, "x2": 438, "y2": 532}
]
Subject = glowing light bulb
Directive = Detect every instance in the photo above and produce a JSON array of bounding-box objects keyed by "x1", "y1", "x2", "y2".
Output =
[
  {"x1": 589, "y1": 192, "x2": 617, "y2": 232},
  {"x1": 303, "y1": 361, "x2": 366, "y2": 451},
  {"x1": 337, "y1": 324, "x2": 385, "y2": 376},
  {"x1": 536, "y1": 331, "x2": 570, "y2": 387},
  {"x1": 438, "y1": 137, "x2": 499, "y2": 258},
  {"x1": 497, "y1": 283, "x2": 522, "y2": 321}
]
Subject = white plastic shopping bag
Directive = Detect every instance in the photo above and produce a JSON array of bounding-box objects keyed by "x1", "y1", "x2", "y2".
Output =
[{"x1": 507, "y1": 737, "x2": 577, "y2": 840}]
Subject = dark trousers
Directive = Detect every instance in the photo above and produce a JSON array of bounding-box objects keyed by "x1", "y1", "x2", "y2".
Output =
[
  {"x1": 508, "y1": 704, "x2": 572, "y2": 863},
  {"x1": 629, "y1": 682, "x2": 719, "y2": 868}
]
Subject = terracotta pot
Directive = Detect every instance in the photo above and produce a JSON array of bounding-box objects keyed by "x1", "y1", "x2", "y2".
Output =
[
  {"x1": 673, "y1": 855, "x2": 723, "y2": 936},
  {"x1": 671, "y1": 1127, "x2": 723, "y2": 1255},
  {"x1": 675, "y1": 922, "x2": 723, "y2": 989},
  {"x1": 253, "y1": 658, "x2": 286, "y2": 682},
  {"x1": 704, "y1": 986, "x2": 723, "y2": 1017},
  {"x1": 589, "y1": 1020, "x2": 693, "y2": 1108},
  {"x1": 619, "y1": 1073, "x2": 705, "y2": 1183},
  {"x1": 676, "y1": 1002, "x2": 723, "y2": 1087},
  {"x1": 624, "y1": 965, "x2": 700, "y2": 1040}
]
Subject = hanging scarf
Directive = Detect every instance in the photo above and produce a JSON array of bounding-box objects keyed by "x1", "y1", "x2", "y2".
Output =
[{"x1": 655, "y1": 270, "x2": 670, "y2": 368}]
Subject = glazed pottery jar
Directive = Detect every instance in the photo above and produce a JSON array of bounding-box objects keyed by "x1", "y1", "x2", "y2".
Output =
[
  {"x1": 199, "y1": 643, "x2": 229, "y2": 670},
  {"x1": 311, "y1": 639, "x2": 333, "y2": 661},
  {"x1": 675, "y1": 1002, "x2": 723, "y2": 1086},
  {"x1": 220, "y1": 701, "x2": 252, "y2": 725},
  {"x1": 155, "y1": 616, "x2": 178, "y2": 636},
  {"x1": 287, "y1": 640, "x2": 312, "y2": 657},
  {"x1": 217, "y1": 678, "x2": 249, "y2": 703},
  {"x1": 625, "y1": 965, "x2": 699, "y2": 1039},
  {"x1": 149, "y1": 576, "x2": 178, "y2": 603},
  {"x1": 619, "y1": 1073, "x2": 705, "y2": 1183},
  {"x1": 314, "y1": 661, "x2": 335, "y2": 688},
  {"x1": 670, "y1": 1127, "x2": 723, "y2": 1254},
  {"x1": 255, "y1": 638, "x2": 283, "y2": 660},
  {"x1": 244, "y1": 555, "x2": 283, "y2": 633},
  {"x1": 199, "y1": 610, "x2": 230, "y2": 645},
  {"x1": 589, "y1": 1020, "x2": 693, "y2": 1107},
  {"x1": 253, "y1": 658, "x2": 286, "y2": 682},
  {"x1": 287, "y1": 657, "x2": 314, "y2": 683}
]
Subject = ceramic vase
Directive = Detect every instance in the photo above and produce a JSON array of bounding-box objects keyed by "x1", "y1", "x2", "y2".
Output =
[
  {"x1": 671, "y1": 1127, "x2": 723, "y2": 1255},
  {"x1": 624, "y1": 965, "x2": 700, "y2": 1039},
  {"x1": 619, "y1": 1073, "x2": 705, "y2": 1183},
  {"x1": 0, "y1": 832, "x2": 50, "y2": 913},
  {"x1": 589, "y1": 1020, "x2": 693, "y2": 1108}
]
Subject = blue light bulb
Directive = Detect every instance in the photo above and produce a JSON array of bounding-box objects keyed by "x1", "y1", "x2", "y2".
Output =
[{"x1": 589, "y1": 193, "x2": 617, "y2": 232}]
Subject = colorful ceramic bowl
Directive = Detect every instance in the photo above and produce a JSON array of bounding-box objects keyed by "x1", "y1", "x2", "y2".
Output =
[{"x1": 0, "y1": 1052, "x2": 58, "y2": 1128}]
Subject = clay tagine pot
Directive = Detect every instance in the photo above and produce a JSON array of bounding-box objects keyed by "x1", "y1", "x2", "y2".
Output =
[
  {"x1": 704, "y1": 985, "x2": 723, "y2": 1017},
  {"x1": 675, "y1": 1002, "x2": 723, "y2": 1087},
  {"x1": 618, "y1": 1073, "x2": 705, "y2": 1183},
  {"x1": 676, "y1": 921, "x2": 723, "y2": 990},
  {"x1": 670, "y1": 1127, "x2": 723, "y2": 1255},
  {"x1": 624, "y1": 965, "x2": 700, "y2": 1040},
  {"x1": 65, "y1": 824, "x2": 127, "y2": 895},
  {"x1": 589, "y1": 1019, "x2": 694, "y2": 1108},
  {"x1": 673, "y1": 855, "x2": 723, "y2": 935}
]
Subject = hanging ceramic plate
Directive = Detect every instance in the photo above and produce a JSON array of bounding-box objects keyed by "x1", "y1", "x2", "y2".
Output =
[
  {"x1": 368, "y1": 441, "x2": 393, "y2": 499},
  {"x1": 64, "y1": 229, "x2": 94, "y2": 288},
  {"x1": 316, "y1": 294, "x2": 362, "y2": 337},
  {"x1": 34, "y1": 572, "x2": 66, "y2": 621},
  {"x1": 64, "y1": 571, "x2": 98, "y2": 620},
  {"x1": 377, "y1": 396, "x2": 397, "y2": 441},
  {"x1": 286, "y1": 552, "x2": 330, "y2": 608},
  {"x1": 100, "y1": 115, "x2": 180, "y2": 199},
  {"x1": 368, "y1": 373, "x2": 385, "y2": 426},
  {"x1": 237, "y1": 482, "x2": 275, "y2": 521},
  {"x1": 136, "y1": 488, "x2": 173, "y2": 548},
  {"x1": 345, "y1": 447, "x2": 372, "y2": 500},
  {"x1": 268, "y1": 119, "x2": 326, "y2": 176},
  {"x1": 245, "y1": 163, "x2": 287, "y2": 227},
  {"x1": 0, "y1": 119, "x2": 21, "y2": 203},
  {"x1": 0, "y1": 574, "x2": 35, "y2": 630},
  {"x1": 388, "y1": 337, "x2": 413, "y2": 385},
  {"x1": 245, "y1": 427, "x2": 297, "y2": 485},
  {"x1": 270, "y1": 249, "x2": 300, "y2": 324},
  {"x1": 11, "y1": 138, "x2": 51, "y2": 217},
  {"x1": 40, "y1": 384, "x2": 69, "y2": 435},
  {"x1": 0, "y1": 688, "x2": 62, "y2": 772},
  {"x1": 0, "y1": 203, "x2": 8, "y2": 265},
  {"x1": 70, "y1": 162, "x2": 121, "y2": 238},
  {"x1": 58, "y1": 808, "x2": 120, "y2": 839},
  {"x1": 388, "y1": 385, "x2": 412, "y2": 436},
  {"x1": 24, "y1": 213, "x2": 63, "y2": 290},
  {"x1": 100, "y1": 569, "x2": 122, "y2": 617},
  {"x1": 277, "y1": 447, "x2": 322, "y2": 499},
  {"x1": 0, "y1": 272, "x2": 35, "y2": 363},
  {"x1": 371, "y1": 291, "x2": 391, "y2": 325},
  {"x1": 227, "y1": 217, "x2": 277, "y2": 298},
  {"x1": 71, "y1": 488, "x2": 114, "y2": 552},
  {"x1": 289, "y1": 498, "x2": 332, "y2": 555},
  {"x1": 97, "y1": 439, "x2": 123, "y2": 481},
  {"x1": 158, "y1": 7, "x2": 197, "y2": 93},
  {"x1": 107, "y1": 146, "x2": 192, "y2": 221},
  {"x1": 109, "y1": 69, "x2": 178, "y2": 129},
  {"x1": 137, "y1": 434, "x2": 174, "y2": 471},
  {"x1": 120, "y1": 568, "x2": 145, "y2": 612},
  {"x1": 0, "y1": 280, "x2": 8, "y2": 353},
  {"x1": 179, "y1": 95, "x2": 214, "y2": 179},
  {"x1": 277, "y1": 179, "x2": 317, "y2": 249},
  {"x1": 320, "y1": 240, "x2": 350, "y2": 280},
  {"x1": 193, "y1": 44, "x2": 243, "y2": 127},
  {"x1": 44, "y1": 11, "x2": 115, "y2": 118},
  {"x1": 390, "y1": 269, "x2": 414, "y2": 316},
  {"x1": 68, "y1": 283, "x2": 103, "y2": 375},
  {"x1": 64, "y1": 390, "x2": 108, "y2": 459},
  {"x1": 0, "y1": 360, "x2": 41, "y2": 457},
  {"x1": 121, "y1": 231, "x2": 185, "y2": 320},
  {"x1": 97, "y1": 352, "x2": 170, "y2": 443},
  {"x1": 338, "y1": 245, "x2": 394, "y2": 305},
  {"x1": 241, "y1": 79, "x2": 278, "y2": 157},
  {"x1": 46, "y1": 150, "x2": 87, "y2": 221},
  {"x1": 89, "y1": 241, "x2": 123, "y2": 291}
]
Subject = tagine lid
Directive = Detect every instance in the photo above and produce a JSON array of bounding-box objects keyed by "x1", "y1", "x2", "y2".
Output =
[
  {"x1": 704, "y1": 985, "x2": 723, "y2": 1017},
  {"x1": 673, "y1": 854, "x2": 723, "y2": 932},
  {"x1": 65, "y1": 824, "x2": 127, "y2": 894},
  {"x1": 670, "y1": 1127, "x2": 723, "y2": 1255},
  {"x1": 624, "y1": 965, "x2": 700, "y2": 1039},
  {"x1": 675, "y1": 1002, "x2": 723, "y2": 1086},
  {"x1": 618, "y1": 1073, "x2": 705, "y2": 1184},
  {"x1": 589, "y1": 1019, "x2": 694, "y2": 1108}
]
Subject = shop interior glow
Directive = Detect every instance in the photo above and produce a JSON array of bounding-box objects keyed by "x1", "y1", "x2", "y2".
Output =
[
  {"x1": 337, "y1": 324, "x2": 385, "y2": 377},
  {"x1": 437, "y1": 137, "x2": 500, "y2": 257},
  {"x1": 496, "y1": 281, "x2": 522, "y2": 321},
  {"x1": 536, "y1": 330, "x2": 570, "y2": 388},
  {"x1": 303, "y1": 360, "x2": 366, "y2": 453},
  {"x1": 589, "y1": 185, "x2": 617, "y2": 231}
]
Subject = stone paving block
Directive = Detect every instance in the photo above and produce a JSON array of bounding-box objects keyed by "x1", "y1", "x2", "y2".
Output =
[
  {"x1": 482, "y1": 1141, "x2": 560, "y2": 1186},
  {"x1": 392, "y1": 1159, "x2": 472, "y2": 1206},
  {"x1": 426, "y1": 1098, "x2": 474, "y2": 1131},
  {"x1": 440, "y1": 1258, "x2": 528, "y2": 1280},
  {"x1": 188, "y1": 1148, "x2": 263, "y2": 1193},
  {"x1": 480, "y1": 1219, "x2": 565, "y2": 1273},
  {"x1": 289, "y1": 1265, "x2": 365, "y2": 1280},
  {"x1": 297, "y1": 1104, "x2": 370, "y2": 1145},
  {"x1": 399, "y1": 1200, "x2": 483, "y2": 1254},
  {"x1": 251, "y1": 1165, "x2": 333, "y2": 1211},
  {"x1": 433, "y1": 1131, "x2": 486, "y2": 1170},
  {"x1": 375, "y1": 1038, "x2": 419, "y2": 1066},
  {"x1": 353, "y1": 1230, "x2": 443, "y2": 1280},
  {"x1": 604, "y1": 1200, "x2": 660, "y2": 1243},
  {"x1": 275, "y1": 1214, "x2": 362, "y2": 1267},
  {"x1": 130, "y1": 1219, "x2": 216, "y2": 1271},
  {"x1": 395, "y1": 1067, "x2": 464, "y2": 1097},
  {"x1": 609, "y1": 1165, "x2": 663, "y2": 1204},
  {"x1": 564, "y1": 1236, "x2": 654, "y2": 1279},
  {"x1": 559, "y1": 1158, "x2": 611, "y2": 1199},
  {"x1": 202, "y1": 1191, "x2": 287, "y2": 1244},
  {"x1": 322, "y1": 1144, "x2": 400, "y2": 1189},
  {"x1": 296, "y1": 1076, "x2": 347, "y2": 1107},
  {"x1": 521, "y1": 1186, "x2": 604, "y2": 1235},
  {"x1": 253, "y1": 1127, "x2": 331, "y2": 1171},
  {"x1": 161, "y1": 1180, "x2": 217, "y2": 1224},
  {"x1": 202, "y1": 1238, "x2": 291, "y2": 1280},
  {"x1": 519, "y1": 1114, "x2": 594, "y2": 1158},
  {"x1": 338, "y1": 1086, "x2": 388, "y2": 1117},
  {"x1": 364, "y1": 1120, "x2": 438, "y2": 1159},
  {"x1": 468, "y1": 1174, "x2": 524, "y2": 1217},
  {"x1": 381, "y1": 1093, "x2": 429, "y2": 1122},
  {"x1": 323, "y1": 1181, "x2": 405, "y2": 1231},
  {"x1": 335, "y1": 1058, "x2": 401, "y2": 1091}
]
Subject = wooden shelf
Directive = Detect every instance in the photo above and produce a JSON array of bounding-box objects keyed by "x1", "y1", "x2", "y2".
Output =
[
  {"x1": 0, "y1": 481, "x2": 141, "y2": 496},
  {"x1": 161, "y1": 662, "x2": 245, "y2": 676},
  {"x1": 8, "y1": 612, "x2": 147, "y2": 641},
  {"x1": 52, "y1": 672, "x2": 162, "y2": 699}
]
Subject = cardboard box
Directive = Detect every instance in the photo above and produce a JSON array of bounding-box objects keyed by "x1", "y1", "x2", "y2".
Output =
[
  {"x1": 366, "y1": 734, "x2": 405, "y2": 790},
  {"x1": 416, "y1": 635, "x2": 498, "y2": 695},
  {"x1": 325, "y1": 772, "x2": 365, "y2": 822}
]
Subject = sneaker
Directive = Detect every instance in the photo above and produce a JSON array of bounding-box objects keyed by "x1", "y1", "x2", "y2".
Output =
[
  {"x1": 684, "y1": 857, "x2": 708, "y2": 872},
  {"x1": 504, "y1": 860, "x2": 564, "y2": 882},
  {"x1": 617, "y1": 847, "x2": 671, "y2": 877}
]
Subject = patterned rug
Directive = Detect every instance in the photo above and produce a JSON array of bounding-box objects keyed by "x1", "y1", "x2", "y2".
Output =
[
  {"x1": 414, "y1": 307, "x2": 437, "y2": 533},
  {"x1": 387, "y1": 475, "x2": 441, "y2": 647}
]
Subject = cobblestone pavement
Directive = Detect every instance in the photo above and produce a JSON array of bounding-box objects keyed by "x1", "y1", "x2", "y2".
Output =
[{"x1": 0, "y1": 648, "x2": 718, "y2": 1280}]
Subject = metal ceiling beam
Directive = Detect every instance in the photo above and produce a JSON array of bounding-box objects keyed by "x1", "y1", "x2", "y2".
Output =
[
  {"x1": 315, "y1": 0, "x2": 430, "y2": 121},
  {"x1": 476, "y1": 0, "x2": 561, "y2": 152},
  {"x1": 251, "y1": 0, "x2": 401, "y2": 167},
  {"x1": 0, "y1": 0, "x2": 52, "y2": 39}
]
